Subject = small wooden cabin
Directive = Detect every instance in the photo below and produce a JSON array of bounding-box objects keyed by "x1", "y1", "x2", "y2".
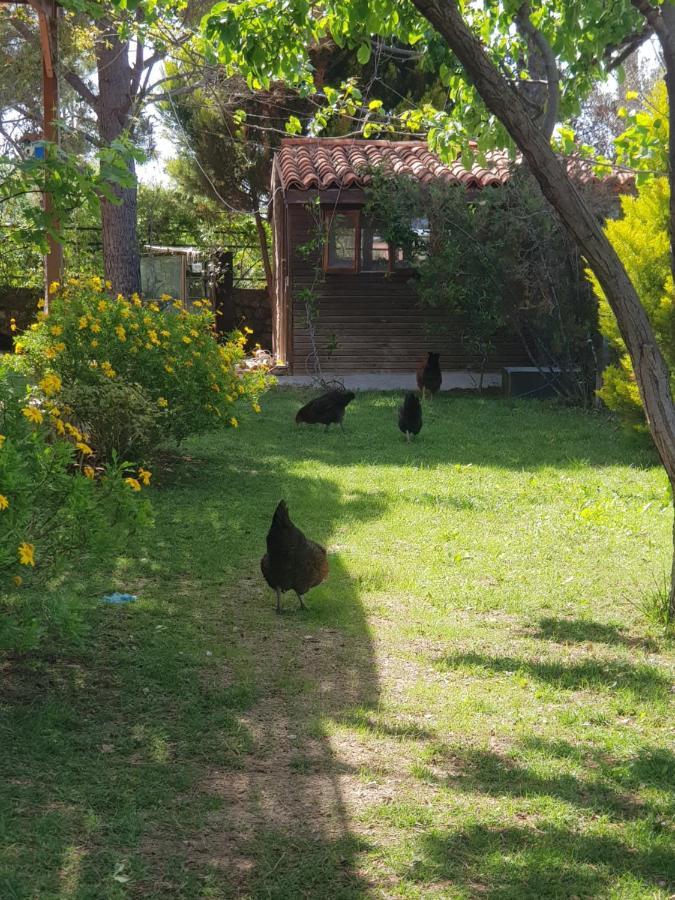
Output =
[{"x1": 269, "y1": 138, "x2": 632, "y2": 378}]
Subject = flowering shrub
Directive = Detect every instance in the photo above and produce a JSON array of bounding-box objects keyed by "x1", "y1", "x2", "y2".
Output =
[
  {"x1": 589, "y1": 179, "x2": 675, "y2": 425},
  {"x1": 15, "y1": 277, "x2": 270, "y2": 452},
  {"x1": 0, "y1": 373, "x2": 151, "y2": 650}
]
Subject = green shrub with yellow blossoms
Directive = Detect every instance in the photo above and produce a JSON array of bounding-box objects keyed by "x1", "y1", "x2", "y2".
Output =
[
  {"x1": 588, "y1": 178, "x2": 675, "y2": 426},
  {"x1": 0, "y1": 373, "x2": 152, "y2": 650},
  {"x1": 15, "y1": 276, "x2": 270, "y2": 456}
]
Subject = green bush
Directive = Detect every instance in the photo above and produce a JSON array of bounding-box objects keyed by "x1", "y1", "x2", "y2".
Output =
[
  {"x1": 15, "y1": 276, "x2": 270, "y2": 452},
  {"x1": 59, "y1": 379, "x2": 163, "y2": 464},
  {"x1": 588, "y1": 178, "x2": 675, "y2": 425},
  {"x1": 0, "y1": 373, "x2": 151, "y2": 650}
]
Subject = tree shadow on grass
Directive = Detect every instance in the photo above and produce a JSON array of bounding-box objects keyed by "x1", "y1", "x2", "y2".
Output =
[
  {"x1": 408, "y1": 820, "x2": 673, "y2": 899},
  {"x1": 408, "y1": 738, "x2": 674, "y2": 897},
  {"x1": 0, "y1": 437, "x2": 383, "y2": 898},
  {"x1": 532, "y1": 617, "x2": 659, "y2": 651},
  {"x1": 271, "y1": 389, "x2": 659, "y2": 472},
  {"x1": 435, "y1": 650, "x2": 670, "y2": 701}
]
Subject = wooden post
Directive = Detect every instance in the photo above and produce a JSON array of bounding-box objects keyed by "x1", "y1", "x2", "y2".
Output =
[{"x1": 38, "y1": 0, "x2": 62, "y2": 306}]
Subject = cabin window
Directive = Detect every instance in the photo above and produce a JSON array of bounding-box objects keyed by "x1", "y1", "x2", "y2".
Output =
[
  {"x1": 360, "y1": 221, "x2": 390, "y2": 272},
  {"x1": 393, "y1": 217, "x2": 430, "y2": 270},
  {"x1": 324, "y1": 210, "x2": 359, "y2": 272}
]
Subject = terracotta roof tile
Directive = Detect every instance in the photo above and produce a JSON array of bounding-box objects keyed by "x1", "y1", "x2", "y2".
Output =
[{"x1": 275, "y1": 138, "x2": 635, "y2": 194}]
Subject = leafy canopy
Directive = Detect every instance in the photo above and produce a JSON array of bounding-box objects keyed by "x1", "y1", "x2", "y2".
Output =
[{"x1": 200, "y1": 0, "x2": 646, "y2": 158}]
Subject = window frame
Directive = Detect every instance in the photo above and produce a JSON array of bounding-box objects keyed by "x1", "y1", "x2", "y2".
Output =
[
  {"x1": 321, "y1": 207, "x2": 422, "y2": 276},
  {"x1": 323, "y1": 208, "x2": 360, "y2": 274}
]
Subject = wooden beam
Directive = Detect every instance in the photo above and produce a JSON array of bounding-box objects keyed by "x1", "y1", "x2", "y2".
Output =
[{"x1": 40, "y1": 0, "x2": 62, "y2": 302}]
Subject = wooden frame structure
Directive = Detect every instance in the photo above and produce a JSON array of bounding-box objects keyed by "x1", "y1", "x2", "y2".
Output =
[{"x1": 1, "y1": 0, "x2": 62, "y2": 302}]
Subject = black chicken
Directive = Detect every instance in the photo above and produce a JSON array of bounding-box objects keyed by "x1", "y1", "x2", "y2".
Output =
[
  {"x1": 295, "y1": 389, "x2": 355, "y2": 431},
  {"x1": 260, "y1": 500, "x2": 329, "y2": 613},
  {"x1": 416, "y1": 352, "x2": 442, "y2": 399},
  {"x1": 398, "y1": 392, "x2": 423, "y2": 441}
]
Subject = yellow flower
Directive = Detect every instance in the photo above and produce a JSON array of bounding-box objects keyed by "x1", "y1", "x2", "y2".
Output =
[
  {"x1": 0, "y1": 495, "x2": 9, "y2": 511},
  {"x1": 192, "y1": 300, "x2": 203, "y2": 308},
  {"x1": 100, "y1": 361, "x2": 116, "y2": 379},
  {"x1": 98, "y1": 300, "x2": 108, "y2": 312},
  {"x1": 49, "y1": 280, "x2": 60, "y2": 294},
  {"x1": 182, "y1": 336, "x2": 192, "y2": 345},
  {"x1": 39, "y1": 373, "x2": 62, "y2": 397},
  {"x1": 12, "y1": 575, "x2": 22, "y2": 587},
  {"x1": 244, "y1": 326, "x2": 253, "y2": 335},
  {"x1": 157, "y1": 397, "x2": 168, "y2": 408},
  {"x1": 210, "y1": 383, "x2": 220, "y2": 392},
  {"x1": 83, "y1": 465, "x2": 95, "y2": 479},
  {"x1": 230, "y1": 417, "x2": 238, "y2": 428},
  {"x1": 76, "y1": 441, "x2": 94, "y2": 456},
  {"x1": 115, "y1": 325, "x2": 126, "y2": 342},
  {"x1": 164, "y1": 365, "x2": 174, "y2": 374},
  {"x1": 54, "y1": 342, "x2": 66, "y2": 353},
  {"x1": 105, "y1": 280, "x2": 112, "y2": 290},
  {"x1": 172, "y1": 300, "x2": 182, "y2": 310},
  {"x1": 132, "y1": 294, "x2": 142, "y2": 307},
  {"x1": 89, "y1": 276, "x2": 103, "y2": 291},
  {"x1": 54, "y1": 419, "x2": 66, "y2": 436},
  {"x1": 252, "y1": 402, "x2": 261, "y2": 414},
  {"x1": 91, "y1": 339, "x2": 99, "y2": 349},
  {"x1": 125, "y1": 477, "x2": 142, "y2": 492},
  {"x1": 161, "y1": 330, "x2": 170, "y2": 338},
  {"x1": 49, "y1": 324, "x2": 63, "y2": 337},
  {"x1": 120, "y1": 306, "x2": 131, "y2": 318},
  {"x1": 0, "y1": 435, "x2": 5, "y2": 448},
  {"x1": 37, "y1": 298, "x2": 45, "y2": 309},
  {"x1": 138, "y1": 467, "x2": 152, "y2": 486},
  {"x1": 143, "y1": 315, "x2": 152, "y2": 326},
  {"x1": 190, "y1": 329, "x2": 199, "y2": 338},
  {"x1": 49, "y1": 406, "x2": 61, "y2": 418},
  {"x1": 65, "y1": 423, "x2": 82, "y2": 440},
  {"x1": 22, "y1": 407, "x2": 43, "y2": 425},
  {"x1": 79, "y1": 316, "x2": 89, "y2": 330},
  {"x1": 18, "y1": 542, "x2": 35, "y2": 566},
  {"x1": 149, "y1": 302, "x2": 160, "y2": 312},
  {"x1": 90, "y1": 322, "x2": 101, "y2": 334},
  {"x1": 147, "y1": 329, "x2": 159, "y2": 344},
  {"x1": 9, "y1": 318, "x2": 16, "y2": 332},
  {"x1": 161, "y1": 293, "x2": 172, "y2": 302}
]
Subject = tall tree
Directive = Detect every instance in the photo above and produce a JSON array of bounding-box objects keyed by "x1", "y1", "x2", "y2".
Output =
[
  {"x1": 202, "y1": 0, "x2": 675, "y2": 617},
  {"x1": 7, "y1": 0, "x2": 198, "y2": 294}
]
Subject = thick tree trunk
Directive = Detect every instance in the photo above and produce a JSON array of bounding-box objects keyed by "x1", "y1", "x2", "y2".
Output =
[
  {"x1": 95, "y1": 21, "x2": 141, "y2": 295},
  {"x1": 254, "y1": 208, "x2": 274, "y2": 310},
  {"x1": 411, "y1": 0, "x2": 675, "y2": 618}
]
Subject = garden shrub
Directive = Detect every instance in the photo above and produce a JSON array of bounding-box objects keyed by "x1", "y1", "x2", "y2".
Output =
[
  {"x1": 15, "y1": 276, "x2": 269, "y2": 455},
  {"x1": 0, "y1": 372, "x2": 151, "y2": 651},
  {"x1": 588, "y1": 178, "x2": 675, "y2": 425}
]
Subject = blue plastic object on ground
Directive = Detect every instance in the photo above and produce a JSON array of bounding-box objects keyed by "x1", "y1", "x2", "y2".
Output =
[{"x1": 101, "y1": 592, "x2": 137, "y2": 605}]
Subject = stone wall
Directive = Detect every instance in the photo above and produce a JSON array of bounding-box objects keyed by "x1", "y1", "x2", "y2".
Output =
[
  {"x1": 232, "y1": 288, "x2": 272, "y2": 351},
  {"x1": 0, "y1": 287, "x2": 40, "y2": 351}
]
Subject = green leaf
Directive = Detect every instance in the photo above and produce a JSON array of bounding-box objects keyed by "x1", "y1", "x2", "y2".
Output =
[{"x1": 357, "y1": 42, "x2": 371, "y2": 65}]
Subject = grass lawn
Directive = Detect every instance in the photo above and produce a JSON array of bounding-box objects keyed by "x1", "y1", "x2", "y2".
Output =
[{"x1": 1, "y1": 390, "x2": 674, "y2": 899}]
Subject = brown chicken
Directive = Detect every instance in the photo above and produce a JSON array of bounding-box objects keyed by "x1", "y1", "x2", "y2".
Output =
[
  {"x1": 416, "y1": 352, "x2": 442, "y2": 399},
  {"x1": 260, "y1": 500, "x2": 329, "y2": 613},
  {"x1": 295, "y1": 390, "x2": 355, "y2": 432}
]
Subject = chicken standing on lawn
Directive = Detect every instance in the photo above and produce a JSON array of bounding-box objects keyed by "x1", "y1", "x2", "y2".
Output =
[
  {"x1": 295, "y1": 389, "x2": 355, "y2": 431},
  {"x1": 260, "y1": 500, "x2": 329, "y2": 613},
  {"x1": 398, "y1": 392, "x2": 423, "y2": 441},
  {"x1": 416, "y1": 352, "x2": 442, "y2": 399}
]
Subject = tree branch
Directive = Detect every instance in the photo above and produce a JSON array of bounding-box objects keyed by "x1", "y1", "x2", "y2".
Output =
[
  {"x1": 62, "y1": 71, "x2": 99, "y2": 110},
  {"x1": 514, "y1": 2, "x2": 560, "y2": 140}
]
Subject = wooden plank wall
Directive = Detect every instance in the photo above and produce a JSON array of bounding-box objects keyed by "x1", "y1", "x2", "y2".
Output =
[{"x1": 286, "y1": 204, "x2": 531, "y2": 375}]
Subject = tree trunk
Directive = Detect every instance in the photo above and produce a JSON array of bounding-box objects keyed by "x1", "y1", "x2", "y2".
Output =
[
  {"x1": 254, "y1": 208, "x2": 274, "y2": 311},
  {"x1": 95, "y1": 21, "x2": 141, "y2": 295},
  {"x1": 411, "y1": 0, "x2": 675, "y2": 618}
]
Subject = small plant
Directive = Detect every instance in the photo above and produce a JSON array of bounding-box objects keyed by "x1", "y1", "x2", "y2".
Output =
[
  {"x1": 638, "y1": 575, "x2": 674, "y2": 635},
  {"x1": 14, "y1": 277, "x2": 271, "y2": 452}
]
